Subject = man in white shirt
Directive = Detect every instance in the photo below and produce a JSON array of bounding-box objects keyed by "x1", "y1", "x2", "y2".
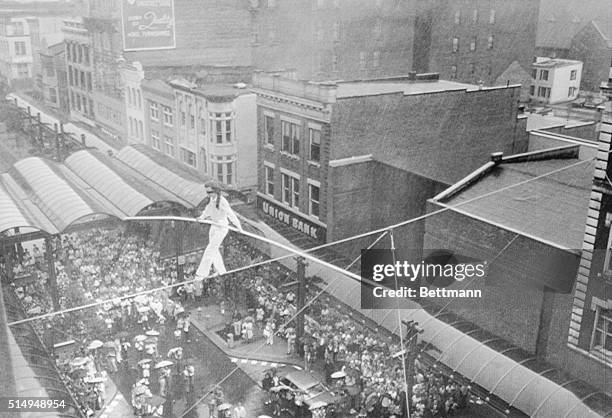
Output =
[{"x1": 195, "y1": 186, "x2": 242, "y2": 278}]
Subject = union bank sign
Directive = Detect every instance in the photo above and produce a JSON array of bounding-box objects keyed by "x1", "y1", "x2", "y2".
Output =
[{"x1": 258, "y1": 196, "x2": 326, "y2": 242}]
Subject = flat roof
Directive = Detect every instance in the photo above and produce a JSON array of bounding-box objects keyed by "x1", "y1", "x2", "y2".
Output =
[
  {"x1": 533, "y1": 58, "x2": 582, "y2": 68},
  {"x1": 442, "y1": 158, "x2": 592, "y2": 249},
  {"x1": 335, "y1": 80, "x2": 481, "y2": 99},
  {"x1": 525, "y1": 113, "x2": 594, "y2": 131}
]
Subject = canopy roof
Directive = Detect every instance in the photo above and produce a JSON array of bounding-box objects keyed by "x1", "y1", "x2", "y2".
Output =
[
  {"x1": 0, "y1": 146, "x2": 210, "y2": 235},
  {"x1": 324, "y1": 276, "x2": 611, "y2": 418}
]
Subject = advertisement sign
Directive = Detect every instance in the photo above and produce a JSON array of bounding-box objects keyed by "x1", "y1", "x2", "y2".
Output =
[
  {"x1": 121, "y1": 0, "x2": 176, "y2": 52},
  {"x1": 257, "y1": 196, "x2": 327, "y2": 242}
]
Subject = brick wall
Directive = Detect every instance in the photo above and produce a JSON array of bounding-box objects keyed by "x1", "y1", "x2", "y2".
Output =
[
  {"x1": 423, "y1": 202, "x2": 580, "y2": 352},
  {"x1": 415, "y1": 0, "x2": 539, "y2": 85},
  {"x1": 125, "y1": 0, "x2": 252, "y2": 68},
  {"x1": 330, "y1": 86, "x2": 526, "y2": 186}
]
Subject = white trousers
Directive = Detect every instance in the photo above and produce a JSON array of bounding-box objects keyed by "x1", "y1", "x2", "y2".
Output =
[{"x1": 195, "y1": 225, "x2": 228, "y2": 277}]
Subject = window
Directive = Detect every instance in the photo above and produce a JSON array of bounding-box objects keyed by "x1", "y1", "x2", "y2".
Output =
[
  {"x1": 282, "y1": 173, "x2": 300, "y2": 208},
  {"x1": 333, "y1": 22, "x2": 340, "y2": 41},
  {"x1": 83, "y1": 46, "x2": 89, "y2": 65},
  {"x1": 360, "y1": 51, "x2": 367, "y2": 70},
  {"x1": 137, "y1": 90, "x2": 142, "y2": 109},
  {"x1": 470, "y1": 37, "x2": 476, "y2": 51},
  {"x1": 531, "y1": 68, "x2": 537, "y2": 79},
  {"x1": 226, "y1": 162, "x2": 233, "y2": 185},
  {"x1": 487, "y1": 35, "x2": 494, "y2": 49},
  {"x1": 217, "y1": 163, "x2": 223, "y2": 182},
  {"x1": 372, "y1": 51, "x2": 380, "y2": 68},
  {"x1": 164, "y1": 136, "x2": 175, "y2": 157},
  {"x1": 80, "y1": 71, "x2": 85, "y2": 89},
  {"x1": 66, "y1": 43, "x2": 71, "y2": 61},
  {"x1": 180, "y1": 148, "x2": 196, "y2": 167},
  {"x1": 570, "y1": 69, "x2": 577, "y2": 80},
  {"x1": 530, "y1": 85, "x2": 535, "y2": 96},
  {"x1": 452, "y1": 38, "x2": 459, "y2": 53},
  {"x1": 163, "y1": 106, "x2": 173, "y2": 126},
  {"x1": 89, "y1": 99, "x2": 94, "y2": 117},
  {"x1": 14, "y1": 41, "x2": 26, "y2": 56},
  {"x1": 590, "y1": 307, "x2": 612, "y2": 358},
  {"x1": 540, "y1": 70, "x2": 549, "y2": 81},
  {"x1": 472, "y1": 9, "x2": 478, "y2": 23},
  {"x1": 68, "y1": 65, "x2": 73, "y2": 85},
  {"x1": 489, "y1": 9, "x2": 495, "y2": 24},
  {"x1": 331, "y1": 54, "x2": 338, "y2": 72},
  {"x1": 16, "y1": 63, "x2": 29, "y2": 78},
  {"x1": 210, "y1": 112, "x2": 233, "y2": 144},
  {"x1": 86, "y1": 73, "x2": 92, "y2": 91},
  {"x1": 265, "y1": 115, "x2": 275, "y2": 146},
  {"x1": 265, "y1": 165, "x2": 274, "y2": 195},
  {"x1": 138, "y1": 121, "x2": 143, "y2": 140},
  {"x1": 309, "y1": 128, "x2": 321, "y2": 162},
  {"x1": 150, "y1": 102, "x2": 159, "y2": 120},
  {"x1": 309, "y1": 183, "x2": 320, "y2": 218},
  {"x1": 49, "y1": 88, "x2": 57, "y2": 103},
  {"x1": 469, "y1": 63, "x2": 475, "y2": 75},
  {"x1": 537, "y1": 86, "x2": 551, "y2": 98},
  {"x1": 281, "y1": 120, "x2": 300, "y2": 155},
  {"x1": 454, "y1": 10, "x2": 461, "y2": 25},
  {"x1": 151, "y1": 131, "x2": 161, "y2": 149},
  {"x1": 568, "y1": 87, "x2": 577, "y2": 97},
  {"x1": 451, "y1": 65, "x2": 457, "y2": 80}
]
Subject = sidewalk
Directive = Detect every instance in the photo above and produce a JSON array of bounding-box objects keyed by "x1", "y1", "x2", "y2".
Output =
[
  {"x1": 97, "y1": 372, "x2": 132, "y2": 418},
  {"x1": 188, "y1": 304, "x2": 304, "y2": 368}
]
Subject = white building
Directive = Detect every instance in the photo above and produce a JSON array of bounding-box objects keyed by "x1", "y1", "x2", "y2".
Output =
[
  {"x1": 121, "y1": 61, "x2": 145, "y2": 145},
  {"x1": 0, "y1": 17, "x2": 34, "y2": 89},
  {"x1": 530, "y1": 57, "x2": 583, "y2": 105}
]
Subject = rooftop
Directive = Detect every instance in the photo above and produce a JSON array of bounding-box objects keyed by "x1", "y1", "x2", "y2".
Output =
[
  {"x1": 533, "y1": 58, "x2": 582, "y2": 69},
  {"x1": 437, "y1": 150, "x2": 592, "y2": 250},
  {"x1": 335, "y1": 79, "x2": 478, "y2": 99}
]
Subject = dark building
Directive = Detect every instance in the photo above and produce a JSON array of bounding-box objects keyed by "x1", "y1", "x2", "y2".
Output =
[
  {"x1": 414, "y1": 0, "x2": 539, "y2": 86},
  {"x1": 39, "y1": 42, "x2": 69, "y2": 115},
  {"x1": 252, "y1": 72, "x2": 527, "y2": 255},
  {"x1": 62, "y1": 18, "x2": 94, "y2": 125},
  {"x1": 250, "y1": 0, "x2": 415, "y2": 81},
  {"x1": 567, "y1": 21, "x2": 612, "y2": 93},
  {"x1": 567, "y1": 67, "x2": 612, "y2": 374}
]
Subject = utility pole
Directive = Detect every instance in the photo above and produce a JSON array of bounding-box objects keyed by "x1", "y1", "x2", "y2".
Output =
[
  {"x1": 296, "y1": 257, "x2": 306, "y2": 346},
  {"x1": 45, "y1": 235, "x2": 60, "y2": 311},
  {"x1": 54, "y1": 123, "x2": 61, "y2": 161},
  {"x1": 403, "y1": 320, "x2": 423, "y2": 405}
]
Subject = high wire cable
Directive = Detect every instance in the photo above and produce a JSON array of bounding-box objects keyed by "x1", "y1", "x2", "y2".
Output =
[
  {"x1": 7, "y1": 156, "x2": 593, "y2": 328},
  {"x1": 179, "y1": 230, "x2": 391, "y2": 417}
]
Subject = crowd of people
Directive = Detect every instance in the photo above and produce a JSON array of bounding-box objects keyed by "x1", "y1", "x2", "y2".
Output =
[{"x1": 3, "y1": 222, "x2": 477, "y2": 417}]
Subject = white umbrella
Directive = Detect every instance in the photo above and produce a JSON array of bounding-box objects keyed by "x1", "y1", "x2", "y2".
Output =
[
  {"x1": 309, "y1": 401, "x2": 328, "y2": 410},
  {"x1": 87, "y1": 340, "x2": 103, "y2": 350},
  {"x1": 145, "y1": 330, "x2": 160, "y2": 336},
  {"x1": 331, "y1": 370, "x2": 347, "y2": 379},
  {"x1": 154, "y1": 360, "x2": 174, "y2": 370},
  {"x1": 218, "y1": 403, "x2": 232, "y2": 411}
]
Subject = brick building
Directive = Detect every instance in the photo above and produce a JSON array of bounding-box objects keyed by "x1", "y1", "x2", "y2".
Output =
[
  {"x1": 423, "y1": 142, "x2": 610, "y2": 395},
  {"x1": 142, "y1": 78, "x2": 257, "y2": 191},
  {"x1": 62, "y1": 17, "x2": 94, "y2": 125},
  {"x1": 252, "y1": 72, "x2": 527, "y2": 252},
  {"x1": 567, "y1": 67, "x2": 612, "y2": 373},
  {"x1": 414, "y1": 0, "x2": 539, "y2": 86},
  {"x1": 251, "y1": 0, "x2": 415, "y2": 82},
  {"x1": 39, "y1": 42, "x2": 69, "y2": 114}
]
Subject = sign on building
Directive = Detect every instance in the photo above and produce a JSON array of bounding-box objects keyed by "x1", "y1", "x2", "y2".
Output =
[
  {"x1": 257, "y1": 196, "x2": 327, "y2": 242},
  {"x1": 121, "y1": 0, "x2": 176, "y2": 52}
]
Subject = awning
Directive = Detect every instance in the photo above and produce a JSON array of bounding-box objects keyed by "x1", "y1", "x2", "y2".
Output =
[{"x1": 0, "y1": 147, "x2": 211, "y2": 235}]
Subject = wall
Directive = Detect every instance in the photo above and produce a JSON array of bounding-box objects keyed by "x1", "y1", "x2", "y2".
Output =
[
  {"x1": 330, "y1": 86, "x2": 526, "y2": 186},
  {"x1": 568, "y1": 24, "x2": 612, "y2": 93},
  {"x1": 235, "y1": 93, "x2": 258, "y2": 191},
  {"x1": 423, "y1": 202, "x2": 580, "y2": 352},
  {"x1": 415, "y1": 0, "x2": 539, "y2": 85},
  {"x1": 548, "y1": 63, "x2": 582, "y2": 105}
]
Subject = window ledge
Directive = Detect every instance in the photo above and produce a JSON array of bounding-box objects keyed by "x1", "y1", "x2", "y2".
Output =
[
  {"x1": 264, "y1": 144, "x2": 275, "y2": 151},
  {"x1": 307, "y1": 160, "x2": 321, "y2": 167},
  {"x1": 280, "y1": 151, "x2": 300, "y2": 160}
]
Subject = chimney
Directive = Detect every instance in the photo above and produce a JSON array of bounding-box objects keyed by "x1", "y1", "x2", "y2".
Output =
[
  {"x1": 408, "y1": 71, "x2": 417, "y2": 81},
  {"x1": 491, "y1": 152, "x2": 503, "y2": 164}
]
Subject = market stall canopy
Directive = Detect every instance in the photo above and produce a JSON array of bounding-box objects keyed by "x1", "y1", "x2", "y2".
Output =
[{"x1": 0, "y1": 147, "x2": 213, "y2": 235}]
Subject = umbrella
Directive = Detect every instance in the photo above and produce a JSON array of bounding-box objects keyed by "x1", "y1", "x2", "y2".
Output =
[
  {"x1": 103, "y1": 341, "x2": 116, "y2": 348},
  {"x1": 134, "y1": 335, "x2": 147, "y2": 342},
  {"x1": 137, "y1": 306, "x2": 150, "y2": 313},
  {"x1": 331, "y1": 371, "x2": 347, "y2": 379},
  {"x1": 87, "y1": 340, "x2": 103, "y2": 350},
  {"x1": 70, "y1": 357, "x2": 88, "y2": 367},
  {"x1": 167, "y1": 347, "x2": 182, "y2": 357},
  {"x1": 309, "y1": 401, "x2": 328, "y2": 410},
  {"x1": 218, "y1": 403, "x2": 232, "y2": 411},
  {"x1": 154, "y1": 360, "x2": 174, "y2": 370},
  {"x1": 84, "y1": 377, "x2": 105, "y2": 384},
  {"x1": 134, "y1": 385, "x2": 148, "y2": 395},
  {"x1": 138, "y1": 358, "x2": 153, "y2": 366},
  {"x1": 145, "y1": 330, "x2": 160, "y2": 336}
]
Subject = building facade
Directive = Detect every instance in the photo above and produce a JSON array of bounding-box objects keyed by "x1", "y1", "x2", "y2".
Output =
[
  {"x1": 142, "y1": 79, "x2": 176, "y2": 157},
  {"x1": 529, "y1": 58, "x2": 582, "y2": 104},
  {"x1": 62, "y1": 18, "x2": 94, "y2": 125},
  {"x1": 414, "y1": 0, "x2": 539, "y2": 86},
  {"x1": 252, "y1": 72, "x2": 527, "y2": 249},
  {"x1": 121, "y1": 61, "x2": 145, "y2": 145},
  {"x1": 568, "y1": 66, "x2": 612, "y2": 372},
  {"x1": 0, "y1": 17, "x2": 34, "y2": 90},
  {"x1": 251, "y1": 0, "x2": 416, "y2": 82},
  {"x1": 39, "y1": 42, "x2": 69, "y2": 114}
]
